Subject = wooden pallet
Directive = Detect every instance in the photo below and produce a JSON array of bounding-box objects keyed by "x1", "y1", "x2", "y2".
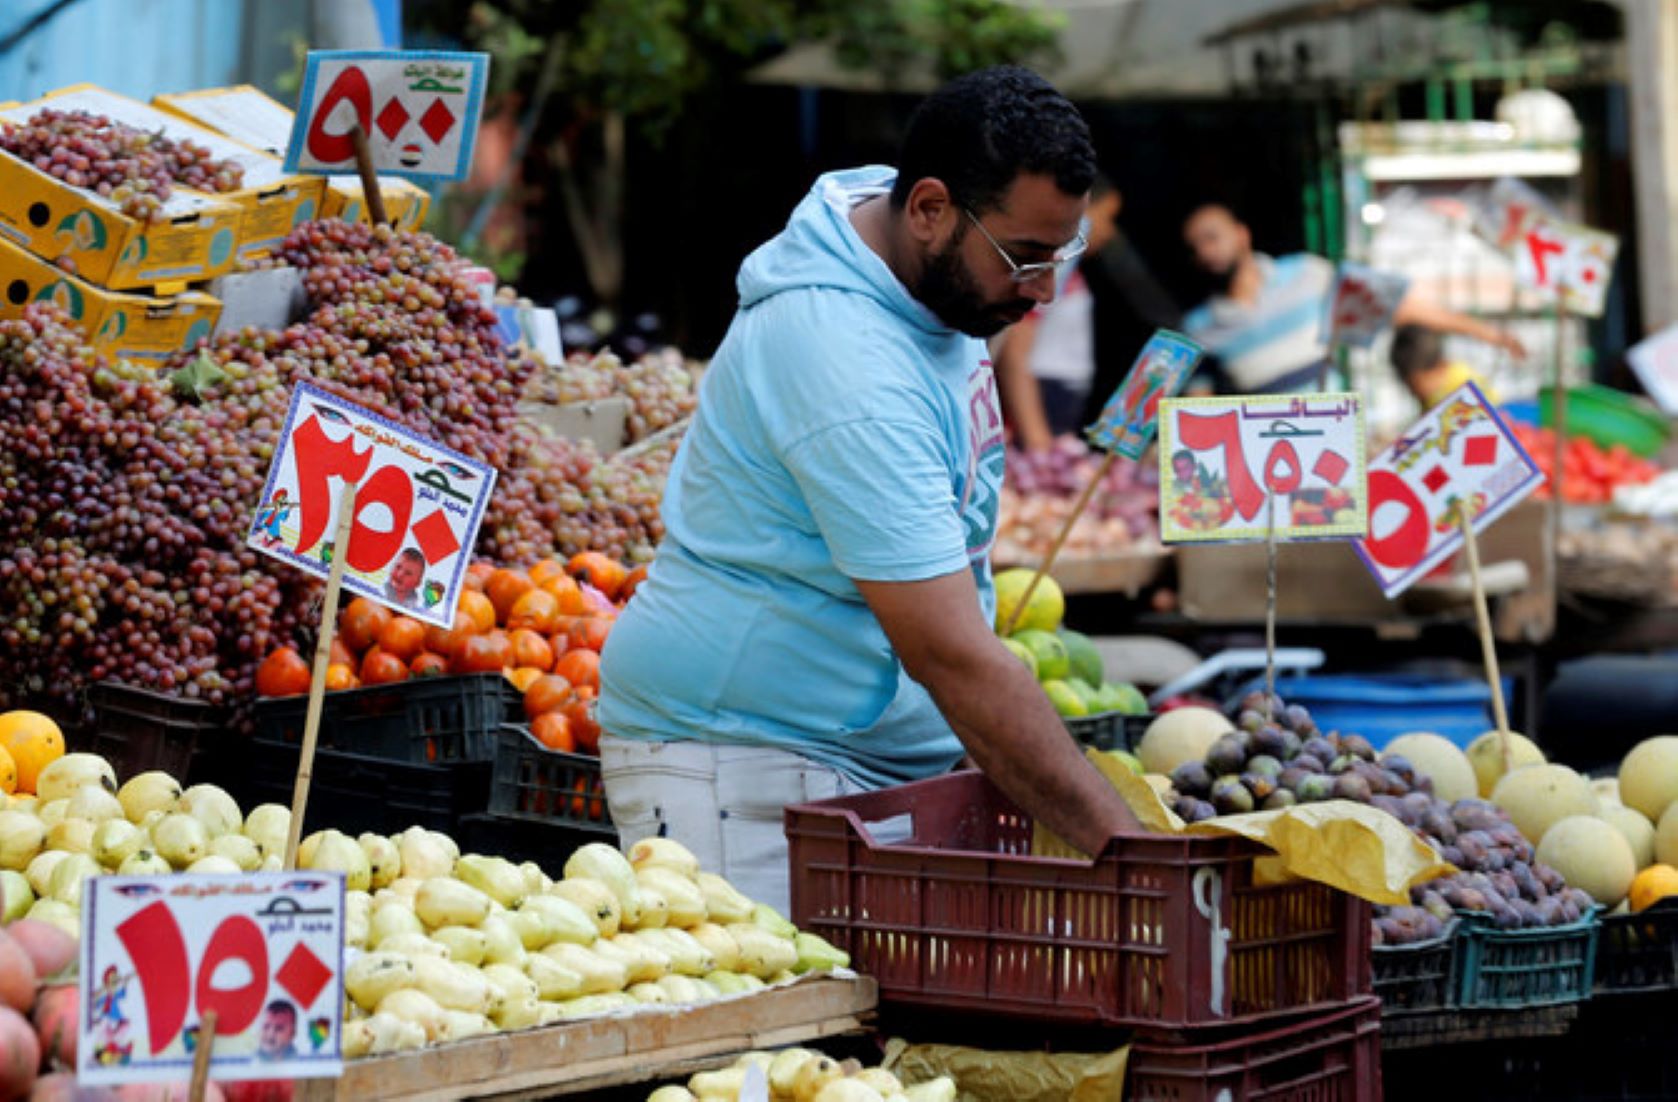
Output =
[{"x1": 297, "y1": 975, "x2": 878, "y2": 1101}]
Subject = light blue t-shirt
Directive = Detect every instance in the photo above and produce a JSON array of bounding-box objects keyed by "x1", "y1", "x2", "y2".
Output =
[{"x1": 598, "y1": 167, "x2": 1005, "y2": 788}]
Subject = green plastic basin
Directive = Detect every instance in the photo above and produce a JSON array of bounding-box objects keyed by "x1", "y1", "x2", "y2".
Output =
[{"x1": 1539, "y1": 384, "x2": 1671, "y2": 457}]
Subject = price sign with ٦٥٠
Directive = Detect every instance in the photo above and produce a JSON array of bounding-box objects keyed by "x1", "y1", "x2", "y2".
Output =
[
  {"x1": 1157, "y1": 394, "x2": 1368, "y2": 543},
  {"x1": 79, "y1": 873, "x2": 345, "y2": 1085}
]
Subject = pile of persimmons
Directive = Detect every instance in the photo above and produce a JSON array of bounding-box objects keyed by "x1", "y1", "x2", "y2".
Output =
[{"x1": 255, "y1": 553, "x2": 645, "y2": 757}]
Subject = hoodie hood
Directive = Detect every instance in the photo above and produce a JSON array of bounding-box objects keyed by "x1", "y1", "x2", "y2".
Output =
[{"x1": 737, "y1": 166, "x2": 952, "y2": 336}]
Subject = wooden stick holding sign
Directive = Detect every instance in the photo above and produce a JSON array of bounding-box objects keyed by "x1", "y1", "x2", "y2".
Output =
[
  {"x1": 1459, "y1": 506, "x2": 1513, "y2": 773},
  {"x1": 348, "y1": 124, "x2": 387, "y2": 227},
  {"x1": 1002, "y1": 330, "x2": 1203, "y2": 635},
  {"x1": 1264, "y1": 494, "x2": 1279, "y2": 720},
  {"x1": 188, "y1": 1010, "x2": 219, "y2": 1102},
  {"x1": 284, "y1": 480, "x2": 358, "y2": 871},
  {"x1": 1549, "y1": 301, "x2": 1568, "y2": 592}
]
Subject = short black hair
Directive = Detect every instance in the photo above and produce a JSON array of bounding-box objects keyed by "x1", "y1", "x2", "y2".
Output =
[
  {"x1": 890, "y1": 66, "x2": 1096, "y2": 215},
  {"x1": 1390, "y1": 325, "x2": 1445, "y2": 380},
  {"x1": 266, "y1": 1000, "x2": 296, "y2": 1021},
  {"x1": 398, "y1": 547, "x2": 424, "y2": 565}
]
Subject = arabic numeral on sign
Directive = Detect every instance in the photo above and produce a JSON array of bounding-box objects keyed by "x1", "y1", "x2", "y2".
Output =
[
  {"x1": 1262, "y1": 439, "x2": 1303, "y2": 494},
  {"x1": 345, "y1": 464, "x2": 413, "y2": 574},
  {"x1": 1363, "y1": 470, "x2": 1431, "y2": 570},
  {"x1": 1177, "y1": 410, "x2": 1267, "y2": 521},
  {"x1": 116, "y1": 902, "x2": 270, "y2": 1055}
]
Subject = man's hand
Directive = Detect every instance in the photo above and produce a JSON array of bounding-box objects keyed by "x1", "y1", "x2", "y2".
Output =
[{"x1": 855, "y1": 571, "x2": 1141, "y2": 855}]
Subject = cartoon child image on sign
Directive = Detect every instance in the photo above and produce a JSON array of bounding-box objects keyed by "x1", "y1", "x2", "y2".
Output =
[
  {"x1": 259, "y1": 1000, "x2": 298, "y2": 1062},
  {"x1": 384, "y1": 547, "x2": 427, "y2": 610},
  {"x1": 91, "y1": 965, "x2": 134, "y2": 1066},
  {"x1": 253, "y1": 489, "x2": 296, "y2": 549}
]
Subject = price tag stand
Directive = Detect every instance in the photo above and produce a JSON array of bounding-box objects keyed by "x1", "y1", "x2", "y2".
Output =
[
  {"x1": 1264, "y1": 496, "x2": 1279, "y2": 719},
  {"x1": 1550, "y1": 302, "x2": 1569, "y2": 595},
  {"x1": 348, "y1": 124, "x2": 387, "y2": 226},
  {"x1": 1459, "y1": 509, "x2": 1514, "y2": 773},
  {"x1": 188, "y1": 1010, "x2": 219, "y2": 1102},
  {"x1": 283, "y1": 482, "x2": 358, "y2": 870}
]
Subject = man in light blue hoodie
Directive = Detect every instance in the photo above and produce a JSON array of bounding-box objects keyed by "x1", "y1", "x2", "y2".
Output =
[{"x1": 599, "y1": 67, "x2": 1139, "y2": 911}]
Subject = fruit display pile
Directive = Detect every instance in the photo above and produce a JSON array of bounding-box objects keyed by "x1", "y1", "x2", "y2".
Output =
[
  {"x1": 1132, "y1": 696, "x2": 1640, "y2": 944},
  {"x1": 646, "y1": 1050, "x2": 954, "y2": 1102},
  {"x1": 990, "y1": 569, "x2": 1147, "y2": 721},
  {"x1": 993, "y1": 437, "x2": 1158, "y2": 565},
  {"x1": 258, "y1": 554, "x2": 641, "y2": 757},
  {"x1": 0, "y1": 710, "x2": 853, "y2": 1093},
  {"x1": 524, "y1": 347, "x2": 700, "y2": 445},
  {"x1": 1510, "y1": 424, "x2": 1659, "y2": 504},
  {"x1": 0, "y1": 108, "x2": 245, "y2": 225},
  {"x1": 0, "y1": 219, "x2": 679, "y2": 712}
]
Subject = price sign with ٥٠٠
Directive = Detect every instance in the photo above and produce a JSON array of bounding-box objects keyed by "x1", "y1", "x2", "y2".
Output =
[
  {"x1": 78, "y1": 873, "x2": 345, "y2": 1085},
  {"x1": 247, "y1": 382, "x2": 497, "y2": 628},
  {"x1": 1354, "y1": 382, "x2": 1544, "y2": 598},
  {"x1": 1157, "y1": 394, "x2": 1368, "y2": 543},
  {"x1": 284, "y1": 50, "x2": 489, "y2": 180}
]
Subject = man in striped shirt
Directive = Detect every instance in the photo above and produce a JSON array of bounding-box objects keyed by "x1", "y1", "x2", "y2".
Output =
[{"x1": 1181, "y1": 203, "x2": 1523, "y2": 394}]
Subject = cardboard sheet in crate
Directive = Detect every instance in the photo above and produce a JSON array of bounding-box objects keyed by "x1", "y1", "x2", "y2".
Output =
[{"x1": 296, "y1": 974, "x2": 876, "y2": 1101}]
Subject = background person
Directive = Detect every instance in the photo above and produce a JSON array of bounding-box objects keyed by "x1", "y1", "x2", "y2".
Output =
[{"x1": 1389, "y1": 324, "x2": 1502, "y2": 410}]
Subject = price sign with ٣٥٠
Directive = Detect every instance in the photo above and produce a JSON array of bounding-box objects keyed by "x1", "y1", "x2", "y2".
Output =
[
  {"x1": 247, "y1": 382, "x2": 497, "y2": 628},
  {"x1": 1354, "y1": 382, "x2": 1545, "y2": 598},
  {"x1": 1157, "y1": 394, "x2": 1368, "y2": 543},
  {"x1": 78, "y1": 873, "x2": 345, "y2": 1085},
  {"x1": 284, "y1": 50, "x2": 489, "y2": 180}
]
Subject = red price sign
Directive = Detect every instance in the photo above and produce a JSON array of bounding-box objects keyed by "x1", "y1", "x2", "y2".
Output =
[
  {"x1": 79, "y1": 873, "x2": 345, "y2": 1085},
  {"x1": 1353, "y1": 383, "x2": 1544, "y2": 597},
  {"x1": 1509, "y1": 213, "x2": 1619, "y2": 318},
  {"x1": 1324, "y1": 262, "x2": 1409, "y2": 350},
  {"x1": 248, "y1": 382, "x2": 497, "y2": 628},
  {"x1": 1157, "y1": 394, "x2": 1368, "y2": 543},
  {"x1": 283, "y1": 50, "x2": 490, "y2": 181}
]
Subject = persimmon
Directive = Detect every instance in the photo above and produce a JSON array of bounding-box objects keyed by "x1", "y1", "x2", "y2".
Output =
[
  {"x1": 541, "y1": 574, "x2": 588, "y2": 617},
  {"x1": 505, "y1": 666, "x2": 546, "y2": 693},
  {"x1": 571, "y1": 617, "x2": 612, "y2": 654},
  {"x1": 562, "y1": 692, "x2": 601, "y2": 755},
  {"x1": 553, "y1": 649, "x2": 600, "y2": 694},
  {"x1": 339, "y1": 598, "x2": 392, "y2": 654},
  {"x1": 462, "y1": 561, "x2": 495, "y2": 592},
  {"x1": 256, "y1": 647, "x2": 312, "y2": 697},
  {"x1": 324, "y1": 663, "x2": 358, "y2": 691},
  {"x1": 484, "y1": 569, "x2": 535, "y2": 622},
  {"x1": 457, "y1": 590, "x2": 497, "y2": 635},
  {"x1": 568, "y1": 553, "x2": 628, "y2": 601},
  {"x1": 531, "y1": 712, "x2": 574, "y2": 753},
  {"x1": 522, "y1": 674, "x2": 573, "y2": 719},
  {"x1": 509, "y1": 628, "x2": 554, "y2": 672},
  {"x1": 620, "y1": 564, "x2": 650, "y2": 601},
  {"x1": 329, "y1": 637, "x2": 356, "y2": 667},
  {"x1": 377, "y1": 616, "x2": 427, "y2": 663},
  {"x1": 529, "y1": 558, "x2": 567, "y2": 587},
  {"x1": 455, "y1": 630, "x2": 514, "y2": 674},
  {"x1": 361, "y1": 649, "x2": 410, "y2": 685},
  {"x1": 410, "y1": 652, "x2": 449, "y2": 678},
  {"x1": 507, "y1": 589, "x2": 561, "y2": 635}
]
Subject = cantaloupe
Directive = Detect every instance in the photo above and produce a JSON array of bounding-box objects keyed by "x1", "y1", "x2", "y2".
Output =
[
  {"x1": 1600, "y1": 805, "x2": 1657, "y2": 870},
  {"x1": 1381, "y1": 733, "x2": 1478, "y2": 804},
  {"x1": 1136, "y1": 708, "x2": 1233, "y2": 776},
  {"x1": 1619, "y1": 736, "x2": 1678, "y2": 824},
  {"x1": 1492, "y1": 764, "x2": 1598, "y2": 846},
  {"x1": 1464, "y1": 731, "x2": 1545, "y2": 798},
  {"x1": 1536, "y1": 815, "x2": 1636, "y2": 907},
  {"x1": 1657, "y1": 802, "x2": 1678, "y2": 868}
]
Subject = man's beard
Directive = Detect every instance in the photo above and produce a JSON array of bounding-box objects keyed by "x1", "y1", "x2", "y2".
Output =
[
  {"x1": 911, "y1": 229, "x2": 1035, "y2": 338},
  {"x1": 1202, "y1": 260, "x2": 1239, "y2": 296}
]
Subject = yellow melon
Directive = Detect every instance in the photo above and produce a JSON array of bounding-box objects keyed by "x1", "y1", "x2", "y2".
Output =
[
  {"x1": 1382, "y1": 733, "x2": 1478, "y2": 805},
  {"x1": 1657, "y1": 802, "x2": 1678, "y2": 868},
  {"x1": 1136, "y1": 708, "x2": 1232, "y2": 776},
  {"x1": 1620, "y1": 737, "x2": 1678, "y2": 824},
  {"x1": 1464, "y1": 731, "x2": 1545, "y2": 798},
  {"x1": 1491, "y1": 763, "x2": 1598, "y2": 845},
  {"x1": 1536, "y1": 815, "x2": 1636, "y2": 907},
  {"x1": 1600, "y1": 805, "x2": 1657, "y2": 869}
]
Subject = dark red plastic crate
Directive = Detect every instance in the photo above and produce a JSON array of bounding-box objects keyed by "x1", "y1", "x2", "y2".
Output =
[
  {"x1": 785, "y1": 771, "x2": 1371, "y2": 1031},
  {"x1": 1129, "y1": 996, "x2": 1382, "y2": 1102}
]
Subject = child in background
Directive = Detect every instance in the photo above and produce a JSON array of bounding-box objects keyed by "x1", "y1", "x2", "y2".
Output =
[{"x1": 1390, "y1": 324, "x2": 1501, "y2": 410}]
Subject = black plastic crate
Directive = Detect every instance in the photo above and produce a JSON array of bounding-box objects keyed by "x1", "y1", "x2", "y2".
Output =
[
  {"x1": 458, "y1": 812, "x2": 605, "y2": 874},
  {"x1": 1372, "y1": 919, "x2": 1459, "y2": 1016},
  {"x1": 252, "y1": 674, "x2": 517, "y2": 764},
  {"x1": 87, "y1": 681, "x2": 228, "y2": 783},
  {"x1": 229, "y1": 738, "x2": 491, "y2": 837},
  {"x1": 488, "y1": 725, "x2": 612, "y2": 834},
  {"x1": 1064, "y1": 711, "x2": 1153, "y2": 753},
  {"x1": 1596, "y1": 899, "x2": 1678, "y2": 996}
]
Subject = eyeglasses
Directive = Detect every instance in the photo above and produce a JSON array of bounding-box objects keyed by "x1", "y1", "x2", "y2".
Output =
[{"x1": 962, "y1": 207, "x2": 1088, "y2": 284}]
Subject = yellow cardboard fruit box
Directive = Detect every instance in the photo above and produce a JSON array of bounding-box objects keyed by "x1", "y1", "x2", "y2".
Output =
[
  {"x1": 153, "y1": 85, "x2": 431, "y2": 230},
  {"x1": 0, "y1": 233, "x2": 220, "y2": 359},
  {"x1": 0, "y1": 119, "x2": 241, "y2": 291},
  {"x1": 14, "y1": 85, "x2": 326, "y2": 264}
]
